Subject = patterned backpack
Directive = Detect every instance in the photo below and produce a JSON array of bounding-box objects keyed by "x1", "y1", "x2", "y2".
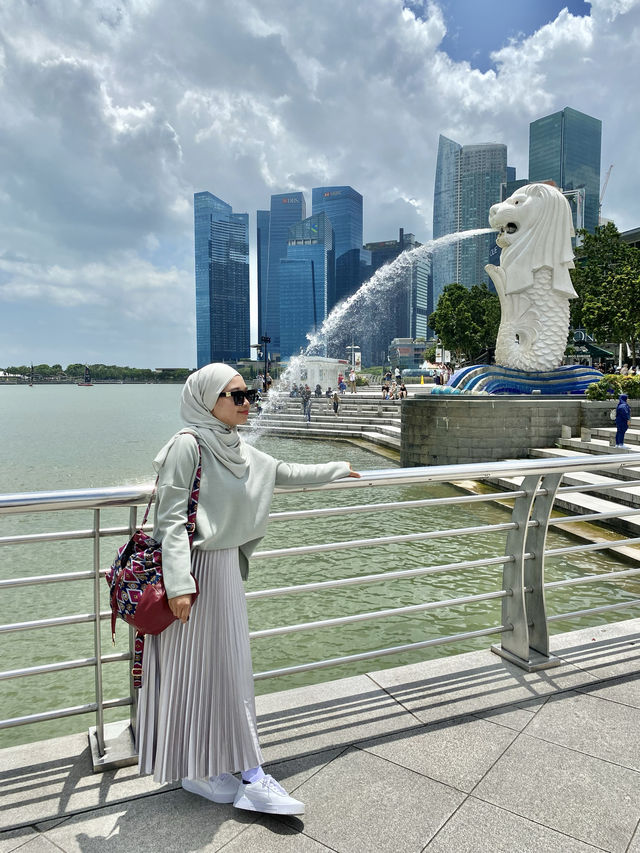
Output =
[{"x1": 106, "y1": 435, "x2": 201, "y2": 687}]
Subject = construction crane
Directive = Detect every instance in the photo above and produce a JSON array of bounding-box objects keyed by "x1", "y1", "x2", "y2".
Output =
[{"x1": 599, "y1": 164, "x2": 613, "y2": 224}]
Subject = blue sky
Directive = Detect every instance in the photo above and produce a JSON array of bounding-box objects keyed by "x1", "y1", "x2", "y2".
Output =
[
  {"x1": 436, "y1": 0, "x2": 590, "y2": 70},
  {"x1": 0, "y1": 0, "x2": 639, "y2": 368}
]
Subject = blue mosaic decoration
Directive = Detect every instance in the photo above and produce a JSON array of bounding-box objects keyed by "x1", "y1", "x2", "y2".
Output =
[{"x1": 437, "y1": 364, "x2": 604, "y2": 395}]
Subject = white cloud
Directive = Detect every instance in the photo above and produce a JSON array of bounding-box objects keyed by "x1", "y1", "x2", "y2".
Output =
[{"x1": 0, "y1": 0, "x2": 639, "y2": 365}]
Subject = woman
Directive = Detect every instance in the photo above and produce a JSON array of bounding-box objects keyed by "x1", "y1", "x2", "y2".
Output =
[
  {"x1": 137, "y1": 364, "x2": 360, "y2": 815},
  {"x1": 615, "y1": 393, "x2": 631, "y2": 447}
]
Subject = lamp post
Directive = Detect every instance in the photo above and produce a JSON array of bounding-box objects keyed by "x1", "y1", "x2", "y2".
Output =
[
  {"x1": 345, "y1": 343, "x2": 360, "y2": 370},
  {"x1": 251, "y1": 336, "x2": 271, "y2": 391}
]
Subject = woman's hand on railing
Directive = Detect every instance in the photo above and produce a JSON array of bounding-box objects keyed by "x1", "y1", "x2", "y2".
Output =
[
  {"x1": 168, "y1": 594, "x2": 193, "y2": 623},
  {"x1": 347, "y1": 465, "x2": 361, "y2": 478}
]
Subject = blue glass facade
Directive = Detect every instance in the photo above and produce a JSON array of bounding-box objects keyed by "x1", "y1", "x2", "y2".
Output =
[
  {"x1": 256, "y1": 209, "x2": 270, "y2": 342},
  {"x1": 529, "y1": 107, "x2": 601, "y2": 234},
  {"x1": 261, "y1": 192, "x2": 306, "y2": 356},
  {"x1": 361, "y1": 231, "x2": 431, "y2": 365},
  {"x1": 279, "y1": 212, "x2": 334, "y2": 360},
  {"x1": 312, "y1": 186, "x2": 363, "y2": 307},
  {"x1": 432, "y1": 135, "x2": 461, "y2": 308},
  {"x1": 432, "y1": 135, "x2": 507, "y2": 302},
  {"x1": 194, "y1": 191, "x2": 249, "y2": 367}
]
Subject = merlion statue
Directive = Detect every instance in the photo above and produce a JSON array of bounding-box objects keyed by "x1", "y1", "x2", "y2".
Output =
[{"x1": 485, "y1": 182, "x2": 577, "y2": 371}]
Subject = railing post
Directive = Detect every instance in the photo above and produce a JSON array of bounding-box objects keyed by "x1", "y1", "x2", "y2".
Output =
[
  {"x1": 88, "y1": 505, "x2": 139, "y2": 771},
  {"x1": 524, "y1": 472, "x2": 562, "y2": 660},
  {"x1": 91, "y1": 509, "x2": 105, "y2": 757},
  {"x1": 128, "y1": 505, "x2": 138, "y2": 739},
  {"x1": 492, "y1": 473, "x2": 562, "y2": 671}
]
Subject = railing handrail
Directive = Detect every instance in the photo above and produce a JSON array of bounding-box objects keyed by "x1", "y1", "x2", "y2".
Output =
[{"x1": 2, "y1": 452, "x2": 640, "y2": 514}]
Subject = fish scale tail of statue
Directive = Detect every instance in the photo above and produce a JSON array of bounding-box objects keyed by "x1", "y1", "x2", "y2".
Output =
[
  {"x1": 486, "y1": 182, "x2": 577, "y2": 373},
  {"x1": 436, "y1": 182, "x2": 604, "y2": 396}
]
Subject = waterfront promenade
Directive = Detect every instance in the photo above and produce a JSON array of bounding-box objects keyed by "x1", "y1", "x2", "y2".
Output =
[{"x1": 2, "y1": 618, "x2": 640, "y2": 852}]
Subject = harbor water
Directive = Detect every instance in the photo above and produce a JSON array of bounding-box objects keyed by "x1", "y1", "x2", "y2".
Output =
[{"x1": 1, "y1": 384, "x2": 638, "y2": 748}]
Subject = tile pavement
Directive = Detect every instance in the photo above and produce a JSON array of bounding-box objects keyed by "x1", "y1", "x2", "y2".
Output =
[{"x1": 1, "y1": 620, "x2": 640, "y2": 852}]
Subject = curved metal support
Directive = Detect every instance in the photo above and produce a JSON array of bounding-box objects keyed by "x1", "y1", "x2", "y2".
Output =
[
  {"x1": 526, "y1": 472, "x2": 562, "y2": 657},
  {"x1": 492, "y1": 473, "x2": 563, "y2": 671}
]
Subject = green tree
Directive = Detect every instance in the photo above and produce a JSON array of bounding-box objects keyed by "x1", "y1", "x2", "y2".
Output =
[
  {"x1": 571, "y1": 222, "x2": 633, "y2": 328},
  {"x1": 581, "y1": 261, "x2": 640, "y2": 365},
  {"x1": 571, "y1": 223, "x2": 640, "y2": 364},
  {"x1": 428, "y1": 282, "x2": 500, "y2": 363}
]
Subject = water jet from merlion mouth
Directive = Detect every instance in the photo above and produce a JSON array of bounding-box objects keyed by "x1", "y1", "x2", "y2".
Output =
[{"x1": 244, "y1": 227, "x2": 495, "y2": 442}]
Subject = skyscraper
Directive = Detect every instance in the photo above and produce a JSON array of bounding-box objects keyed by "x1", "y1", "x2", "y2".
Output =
[
  {"x1": 432, "y1": 135, "x2": 508, "y2": 304},
  {"x1": 312, "y1": 186, "x2": 365, "y2": 309},
  {"x1": 259, "y1": 192, "x2": 306, "y2": 356},
  {"x1": 279, "y1": 213, "x2": 334, "y2": 360},
  {"x1": 256, "y1": 209, "x2": 270, "y2": 347},
  {"x1": 529, "y1": 106, "x2": 602, "y2": 234},
  {"x1": 194, "y1": 192, "x2": 249, "y2": 368},
  {"x1": 361, "y1": 230, "x2": 431, "y2": 366}
]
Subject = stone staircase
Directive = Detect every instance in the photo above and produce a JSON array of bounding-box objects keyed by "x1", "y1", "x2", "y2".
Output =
[
  {"x1": 242, "y1": 394, "x2": 403, "y2": 452},
  {"x1": 488, "y1": 417, "x2": 640, "y2": 540}
]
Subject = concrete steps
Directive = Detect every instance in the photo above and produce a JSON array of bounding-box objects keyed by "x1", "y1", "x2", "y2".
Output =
[{"x1": 243, "y1": 394, "x2": 402, "y2": 452}]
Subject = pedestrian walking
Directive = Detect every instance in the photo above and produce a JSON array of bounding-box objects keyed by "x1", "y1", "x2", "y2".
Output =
[
  {"x1": 349, "y1": 369, "x2": 357, "y2": 393},
  {"x1": 137, "y1": 364, "x2": 360, "y2": 814},
  {"x1": 332, "y1": 391, "x2": 340, "y2": 415}
]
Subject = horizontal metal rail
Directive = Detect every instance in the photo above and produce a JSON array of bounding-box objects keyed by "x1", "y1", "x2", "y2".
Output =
[
  {"x1": 550, "y1": 507, "x2": 640, "y2": 525},
  {"x1": 548, "y1": 599, "x2": 640, "y2": 623},
  {"x1": 545, "y1": 537, "x2": 640, "y2": 557},
  {"x1": 0, "y1": 525, "x2": 130, "y2": 547},
  {"x1": 246, "y1": 555, "x2": 519, "y2": 600},
  {"x1": 0, "y1": 570, "x2": 97, "y2": 589},
  {"x1": 557, "y1": 478, "x2": 640, "y2": 495},
  {"x1": 545, "y1": 567, "x2": 640, "y2": 589},
  {"x1": 253, "y1": 522, "x2": 518, "y2": 560},
  {"x1": 0, "y1": 696, "x2": 132, "y2": 730},
  {"x1": 249, "y1": 589, "x2": 510, "y2": 640},
  {"x1": 253, "y1": 625, "x2": 509, "y2": 680},
  {"x1": 0, "y1": 652, "x2": 130, "y2": 681},
  {"x1": 1, "y1": 451, "x2": 639, "y2": 513},
  {"x1": 268, "y1": 489, "x2": 529, "y2": 521}
]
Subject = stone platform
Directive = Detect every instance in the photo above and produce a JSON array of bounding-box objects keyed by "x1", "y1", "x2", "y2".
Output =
[{"x1": 2, "y1": 619, "x2": 640, "y2": 852}]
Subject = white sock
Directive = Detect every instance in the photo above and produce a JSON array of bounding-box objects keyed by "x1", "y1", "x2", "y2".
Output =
[{"x1": 241, "y1": 766, "x2": 265, "y2": 784}]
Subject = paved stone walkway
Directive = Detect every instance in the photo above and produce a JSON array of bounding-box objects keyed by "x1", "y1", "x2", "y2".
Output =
[{"x1": 2, "y1": 619, "x2": 640, "y2": 852}]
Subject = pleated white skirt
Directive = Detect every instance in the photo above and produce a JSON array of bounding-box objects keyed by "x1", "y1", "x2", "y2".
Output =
[{"x1": 136, "y1": 547, "x2": 263, "y2": 783}]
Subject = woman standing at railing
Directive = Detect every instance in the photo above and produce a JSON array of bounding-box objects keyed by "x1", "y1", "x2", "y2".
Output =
[{"x1": 137, "y1": 363, "x2": 359, "y2": 816}]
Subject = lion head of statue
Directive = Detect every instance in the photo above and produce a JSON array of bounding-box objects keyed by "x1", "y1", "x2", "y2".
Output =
[{"x1": 487, "y1": 182, "x2": 577, "y2": 297}]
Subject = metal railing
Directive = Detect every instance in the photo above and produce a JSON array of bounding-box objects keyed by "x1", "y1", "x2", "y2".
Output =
[{"x1": 2, "y1": 453, "x2": 640, "y2": 768}]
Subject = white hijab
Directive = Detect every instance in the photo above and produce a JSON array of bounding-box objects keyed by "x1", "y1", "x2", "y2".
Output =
[{"x1": 153, "y1": 363, "x2": 249, "y2": 478}]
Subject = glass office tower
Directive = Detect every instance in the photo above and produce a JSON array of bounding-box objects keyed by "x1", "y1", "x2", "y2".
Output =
[
  {"x1": 260, "y1": 192, "x2": 306, "y2": 356},
  {"x1": 279, "y1": 212, "x2": 334, "y2": 360},
  {"x1": 312, "y1": 186, "x2": 364, "y2": 308},
  {"x1": 256, "y1": 209, "x2": 270, "y2": 347},
  {"x1": 361, "y1": 230, "x2": 431, "y2": 366},
  {"x1": 432, "y1": 135, "x2": 507, "y2": 303},
  {"x1": 529, "y1": 107, "x2": 602, "y2": 234},
  {"x1": 194, "y1": 191, "x2": 249, "y2": 368}
]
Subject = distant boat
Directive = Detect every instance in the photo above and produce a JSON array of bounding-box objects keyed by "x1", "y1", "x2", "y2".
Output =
[
  {"x1": 77, "y1": 366, "x2": 94, "y2": 387},
  {"x1": 28, "y1": 363, "x2": 34, "y2": 387}
]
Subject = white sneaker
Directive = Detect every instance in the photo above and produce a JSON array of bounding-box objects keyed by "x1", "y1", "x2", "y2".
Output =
[
  {"x1": 182, "y1": 773, "x2": 239, "y2": 803},
  {"x1": 233, "y1": 774, "x2": 305, "y2": 815}
]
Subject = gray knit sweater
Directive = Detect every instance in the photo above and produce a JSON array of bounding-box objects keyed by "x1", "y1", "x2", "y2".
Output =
[{"x1": 153, "y1": 432, "x2": 351, "y2": 598}]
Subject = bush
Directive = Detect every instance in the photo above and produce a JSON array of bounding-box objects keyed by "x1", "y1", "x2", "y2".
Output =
[{"x1": 585, "y1": 374, "x2": 640, "y2": 400}]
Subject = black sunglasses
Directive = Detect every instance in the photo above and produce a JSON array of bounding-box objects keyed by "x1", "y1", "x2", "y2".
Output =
[{"x1": 218, "y1": 388, "x2": 259, "y2": 405}]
